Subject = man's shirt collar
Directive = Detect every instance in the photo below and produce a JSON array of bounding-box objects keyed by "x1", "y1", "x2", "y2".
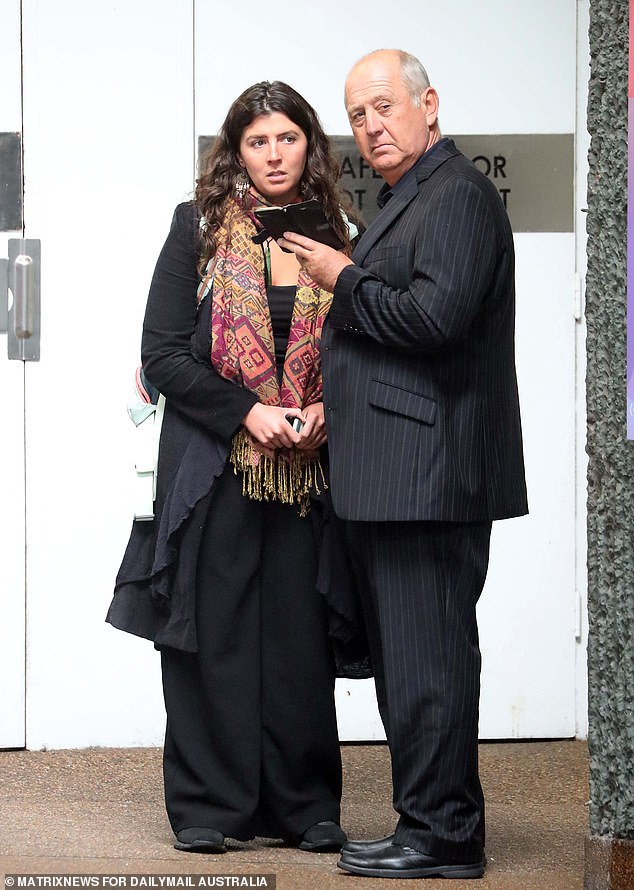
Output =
[{"x1": 376, "y1": 136, "x2": 450, "y2": 208}]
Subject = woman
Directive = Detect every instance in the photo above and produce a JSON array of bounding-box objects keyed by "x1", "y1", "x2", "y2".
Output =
[{"x1": 107, "y1": 81, "x2": 362, "y2": 854}]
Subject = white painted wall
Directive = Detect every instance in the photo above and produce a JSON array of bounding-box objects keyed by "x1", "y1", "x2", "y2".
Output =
[{"x1": 3, "y1": 0, "x2": 586, "y2": 748}]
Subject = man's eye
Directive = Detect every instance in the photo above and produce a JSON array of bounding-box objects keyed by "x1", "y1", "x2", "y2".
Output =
[
  {"x1": 378, "y1": 103, "x2": 392, "y2": 113},
  {"x1": 350, "y1": 112, "x2": 365, "y2": 124}
]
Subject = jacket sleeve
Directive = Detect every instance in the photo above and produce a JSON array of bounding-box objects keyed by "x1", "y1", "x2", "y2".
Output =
[
  {"x1": 141, "y1": 202, "x2": 259, "y2": 441},
  {"x1": 329, "y1": 177, "x2": 500, "y2": 352}
]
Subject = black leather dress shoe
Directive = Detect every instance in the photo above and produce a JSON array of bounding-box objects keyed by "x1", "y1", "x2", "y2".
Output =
[
  {"x1": 342, "y1": 833, "x2": 395, "y2": 854},
  {"x1": 294, "y1": 820, "x2": 347, "y2": 852},
  {"x1": 337, "y1": 843, "x2": 486, "y2": 879},
  {"x1": 173, "y1": 827, "x2": 226, "y2": 854}
]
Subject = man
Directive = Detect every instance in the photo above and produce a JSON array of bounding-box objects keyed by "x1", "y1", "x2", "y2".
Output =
[{"x1": 280, "y1": 48, "x2": 528, "y2": 880}]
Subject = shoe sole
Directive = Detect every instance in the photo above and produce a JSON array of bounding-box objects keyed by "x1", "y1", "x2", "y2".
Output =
[
  {"x1": 174, "y1": 840, "x2": 227, "y2": 854},
  {"x1": 298, "y1": 841, "x2": 345, "y2": 852},
  {"x1": 337, "y1": 858, "x2": 485, "y2": 879}
]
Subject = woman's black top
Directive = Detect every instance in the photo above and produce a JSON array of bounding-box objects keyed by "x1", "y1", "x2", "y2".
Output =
[{"x1": 267, "y1": 283, "x2": 296, "y2": 382}]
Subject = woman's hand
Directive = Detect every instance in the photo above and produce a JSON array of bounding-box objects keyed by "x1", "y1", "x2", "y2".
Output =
[
  {"x1": 242, "y1": 403, "x2": 305, "y2": 451},
  {"x1": 296, "y1": 402, "x2": 327, "y2": 450}
]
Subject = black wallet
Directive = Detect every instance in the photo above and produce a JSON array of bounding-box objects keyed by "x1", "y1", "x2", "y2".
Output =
[{"x1": 253, "y1": 199, "x2": 343, "y2": 250}]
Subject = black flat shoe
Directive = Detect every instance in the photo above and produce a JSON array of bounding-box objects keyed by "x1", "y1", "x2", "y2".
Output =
[
  {"x1": 174, "y1": 827, "x2": 227, "y2": 854},
  {"x1": 343, "y1": 833, "x2": 395, "y2": 854},
  {"x1": 337, "y1": 843, "x2": 486, "y2": 879},
  {"x1": 296, "y1": 820, "x2": 347, "y2": 852}
]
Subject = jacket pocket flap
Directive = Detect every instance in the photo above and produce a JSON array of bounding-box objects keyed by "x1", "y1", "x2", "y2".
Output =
[
  {"x1": 369, "y1": 379, "x2": 437, "y2": 425},
  {"x1": 365, "y1": 244, "x2": 406, "y2": 260}
]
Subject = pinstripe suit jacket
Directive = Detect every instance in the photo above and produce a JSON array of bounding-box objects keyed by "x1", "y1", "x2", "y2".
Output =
[{"x1": 322, "y1": 139, "x2": 528, "y2": 522}]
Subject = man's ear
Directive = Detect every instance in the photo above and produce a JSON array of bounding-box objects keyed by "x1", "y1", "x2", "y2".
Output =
[{"x1": 422, "y1": 87, "x2": 440, "y2": 126}]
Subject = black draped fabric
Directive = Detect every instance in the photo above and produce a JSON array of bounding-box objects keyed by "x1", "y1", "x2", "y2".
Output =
[{"x1": 106, "y1": 405, "x2": 227, "y2": 653}]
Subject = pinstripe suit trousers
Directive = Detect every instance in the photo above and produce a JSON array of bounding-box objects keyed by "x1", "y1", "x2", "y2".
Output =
[{"x1": 344, "y1": 518, "x2": 492, "y2": 862}]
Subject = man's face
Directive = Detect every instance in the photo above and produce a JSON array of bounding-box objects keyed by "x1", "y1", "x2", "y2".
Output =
[{"x1": 345, "y1": 52, "x2": 439, "y2": 187}]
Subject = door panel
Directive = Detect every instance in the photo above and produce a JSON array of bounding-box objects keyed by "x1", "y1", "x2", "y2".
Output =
[
  {"x1": 194, "y1": 0, "x2": 577, "y2": 740},
  {"x1": 0, "y1": 0, "x2": 26, "y2": 748},
  {"x1": 478, "y1": 234, "x2": 577, "y2": 738},
  {"x1": 20, "y1": 0, "x2": 194, "y2": 749}
]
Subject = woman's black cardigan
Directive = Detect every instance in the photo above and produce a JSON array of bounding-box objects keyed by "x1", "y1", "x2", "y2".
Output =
[{"x1": 106, "y1": 203, "x2": 369, "y2": 676}]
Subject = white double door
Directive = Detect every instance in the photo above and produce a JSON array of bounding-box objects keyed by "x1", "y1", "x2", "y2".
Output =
[
  {"x1": 0, "y1": 0, "x2": 27, "y2": 748},
  {"x1": 0, "y1": 0, "x2": 580, "y2": 749}
]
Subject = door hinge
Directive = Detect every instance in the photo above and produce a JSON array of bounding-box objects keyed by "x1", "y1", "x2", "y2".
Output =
[{"x1": 0, "y1": 239, "x2": 41, "y2": 361}]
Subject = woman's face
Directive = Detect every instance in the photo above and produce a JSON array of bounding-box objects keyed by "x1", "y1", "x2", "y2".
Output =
[{"x1": 238, "y1": 112, "x2": 308, "y2": 205}]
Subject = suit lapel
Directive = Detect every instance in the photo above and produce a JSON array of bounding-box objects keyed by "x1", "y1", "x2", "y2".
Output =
[
  {"x1": 352, "y1": 180, "x2": 418, "y2": 264},
  {"x1": 352, "y1": 139, "x2": 461, "y2": 265}
]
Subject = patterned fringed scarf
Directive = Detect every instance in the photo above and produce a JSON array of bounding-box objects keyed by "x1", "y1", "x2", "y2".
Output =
[{"x1": 197, "y1": 197, "x2": 332, "y2": 515}]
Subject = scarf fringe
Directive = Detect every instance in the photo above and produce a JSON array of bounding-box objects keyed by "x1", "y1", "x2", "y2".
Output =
[{"x1": 230, "y1": 429, "x2": 326, "y2": 517}]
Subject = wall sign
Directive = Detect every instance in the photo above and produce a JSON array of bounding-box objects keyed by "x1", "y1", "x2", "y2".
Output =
[{"x1": 332, "y1": 134, "x2": 573, "y2": 231}]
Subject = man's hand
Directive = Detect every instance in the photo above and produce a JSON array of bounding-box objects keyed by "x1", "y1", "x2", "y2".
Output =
[{"x1": 278, "y1": 232, "x2": 353, "y2": 291}]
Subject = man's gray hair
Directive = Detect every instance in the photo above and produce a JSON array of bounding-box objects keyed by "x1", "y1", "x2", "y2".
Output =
[
  {"x1": 346, "y1": 49, "x2": 432, "y2": 108},
  {"x1": 397, "y1": 50, "x2": 431, "y2": 107}
]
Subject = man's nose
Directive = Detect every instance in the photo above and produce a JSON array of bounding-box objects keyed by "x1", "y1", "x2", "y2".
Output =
[{"x1": 364, "y1": 109, "x2": 383, "y2": 135}]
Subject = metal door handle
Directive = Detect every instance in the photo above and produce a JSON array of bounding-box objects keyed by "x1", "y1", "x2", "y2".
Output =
[
  {"x1": 0, "y1": 258, "x2": 7, "y2": 334},
  {"x1": 1, "y1": 239, "x2": 41, "y2": 361},
  {"x1": 14, "y1": 253, "x2": 35, "y2": 338}
]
